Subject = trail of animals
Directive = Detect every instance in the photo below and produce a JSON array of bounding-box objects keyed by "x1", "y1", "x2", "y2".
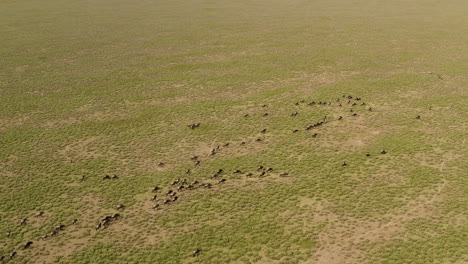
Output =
[{"x1": 2, "y1": 94, "x2": 425, "y2": 262}]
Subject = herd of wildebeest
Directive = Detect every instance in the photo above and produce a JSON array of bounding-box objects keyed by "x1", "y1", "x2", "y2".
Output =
[{"x1": 3, "y1": 94, "x2": 426, "y2": 262}]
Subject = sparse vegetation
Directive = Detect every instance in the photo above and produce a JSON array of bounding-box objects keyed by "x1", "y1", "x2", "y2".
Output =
[{"x1": 1, "y1": 0, "x2": 467, "y2": 263}]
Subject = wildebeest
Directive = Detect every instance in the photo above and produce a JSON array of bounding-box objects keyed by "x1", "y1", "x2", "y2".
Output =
[
  {"x1": 366, "y1": 152, "x2": 371, "y2": 157},
  {"x1": 164, "y1": 199, "x2": 171, "y2": 205},
  {"x1": 153, "y1": 204, "x2": 160, "y2": 210},
  {"x1": 158, "y1": 162, "x2": 165, "y2": 167},
  {"x1": 72, "y1": 219, "x2": 78, "y2": 225},
  {"x1": 151, "y1": 195, "x2": 157, "y2": 201},
  {"x1": 23, "y1": 241, "x2": 33, "y2": 250},
  {"x1": 152, "y1": 186, "x2": 161, "y2": 192},
  {"x1": 9, "y1": 252, "x2": 16, "y2": 260},
  {"x1": 279, "y1": 172, "x2": 289, "y2": 177},
  {"x1": 116, "y1": 204, "x2": 125, "y2": 210},
  {"x1": 416, "y1": 115, "x2": 421, "y2": 119},
  {"x1": 233, "y1": 170, "x2": 242, "y2": 174},
  {"x1": 111, "y1": 174, "x2": 119, "y2": 179},
  {"x1": 291, "y1": 112, "x2": 298, "y2": 117},
  {"x1": 262, "y1": 113, "x2": 269, "y2": 117},
  {"x1": 188, "y1": 123, "x2": 200, "y2": 129},
  {"x1": 381, "y1": 150, "x2": 387, "y2": 154},
  {"x1": 35, "y1": 211, "x2": 44, "y2": 217},
  {"x1": 20, "y1": 218, "x2": 28, "y2": 226},
  {"x1": 191, "y1": 156, "x2": 198, "y2": 160},
  {"x1": 261, "y1": 129, "x2": 267, "y2": 134},
  {"x1": 103, "y1": 175, "x2": 111, "y2": 180},
  {"x1": 255, "y1": 138, "x2": 262, "y2": 142},
  {"x1": 192, "y1": 248, "x2": 202, "y2": 257},
  {"x1": 342, "y1": 162, "x2": 348, "y2": 166},
  {"x1": 218, "y1": 179, "x2": 226, "y2": 183},
  {"x1": 293, "y1": 129, "x2": 299, "y2": 133}
]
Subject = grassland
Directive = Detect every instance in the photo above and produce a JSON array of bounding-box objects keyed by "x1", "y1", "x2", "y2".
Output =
[{"x1": 1, "y1": 0, "x2": 467, "y2": 263}]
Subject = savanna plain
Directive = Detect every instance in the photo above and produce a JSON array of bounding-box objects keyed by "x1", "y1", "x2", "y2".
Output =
[{"x1": 0, "y1": 0, "x2": 467, "y2": 263}]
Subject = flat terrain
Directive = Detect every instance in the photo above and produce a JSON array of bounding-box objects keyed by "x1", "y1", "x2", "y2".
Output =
[{"x1": 0, "y1": 0, "x2": 467, "y2": 263}]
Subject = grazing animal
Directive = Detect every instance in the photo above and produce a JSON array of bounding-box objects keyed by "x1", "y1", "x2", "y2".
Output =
[
  {"x1": 117, "y1": 204, "x2": 125, "y2": 210},
  {"x1": 42, "y1": 235, "x2": 49, "y2": 240},
  {"x1": 366, "y1": 152, "x2": 371, "y2": 157},
  {"x1": 191, "y1": 156, "x2": 198, "y2": 160},
  {"x1": 338, "y1": 103, "x2": 342, "y2": 107},
  {"x1": 172, "y1": 196, "x2": 178, "y2": 202},
  {"x1": 368, "y1": 107, "x2": 372, "y2": 111},
  {"x1": 352, "y1": 113, "x2": 358, "y2": 116},
  {"x1": 7, "y1": 231, "x2": 11, "y2": 238},
  {"x1": 20, "y1": 218, "x2": 28, "y2": 226},
  {"x1": 95, "y1": 223, "x2": 102, "y2": 230},
  {"x1": 308, "y1": 101, "x2": 316, "y2": 105},
  {"x1": 164, "y1": 199, "x2": 171, "y2": 205},
  {"x1": 261, "y1": 129, "x2": 267, "y2": 133},
  {"x1": 312, "y1": 133, "x2": 318, "y2": 138},
  {"x1": 170, "y1": 192, "x2": 177, "y2": 197},
  {"x1": 0, "y1": 256, "x2": 4, "y2": 262},
  {"x1": 80, "y1": 175, "x2": 86, "y2": 182},
  {"x1": 262, "y1": 113, "x2": 269, "y2": 117},
  {"x1": 23, "y1": 241, "x2": 33, "y2": 250},
  {"x1": 255, "y1": 138, "x2": 262, "y2": 142},
  {"x1": 233, "y1": 170, "x2": 242, "y2": 174},
  {"x1": 246, "y1": 173, "x2": 253, "y2": 177},
  {"x1": 111, "y1": 174, "x2": 119, "y2": 179},
  {"x1": 218, "y1": 179, "x2": 226, "y2": 183},
  {"x1": 103, "y1": 175, "x2": 111, "y2": 180},
  {"x1": 279, "y1": 172, "x2": 289, "y2": 177},
  {"x1": 259, "y1": 172, "x2": 266, "y2": 177},
  {"x1": 72, "y1": 219, "x2": 78, "y2": 225},
  {"x1": 240, "y1": 141, "x2": 246, "y2": 145},
  {"x1": 166, "y1": 190, "x2": 173, "y2": 195},
  {"x1": 293, "y1": 129, "x2": 299, "y2": 133},
  {"x1": 9, "y1": 252, "x2": 16, "y2": 260},
  {"x1": 338, "y1": 116, "x2": 343, "y2": 120},
  {"x1": 342, "y1": 162, "x2": 348, "y2": 166},
  {"x1": 195, "y1": 160, "x2": 201, "y2": 166},
  {"x1": 172, "y1": 178, "x2": 180, "y2": 185},
  {"x1": 56, "y1": 225, "x2": 65, "y2": 231},
  {"x1": 158, "y1": 162, "x2": 165, "y2": 167},
  {"x1": 112, "y1": 213, "x2": 120, "y2": 219},
  {"x1": 244, "y1": 114, "x2": 250, "y2": 117},
  {"x1": 262, "y1": 104, "x2": 268, "y2": 107},
  {"x1": 177, "y1": 186, "x2": 184, "y2": 191},
  {"x1": 153, "y1": 204, "x2": 160, "y2": 210},
  {"x1": 192, "y1": 249, "x2": 202, "y2": 257},
  {"x1": 185, "y1": 169, "x2": 191, "y2": 174},
  {"x1": 152, "y1": 186, "x2": 161, "y2": 192},
  {"x1": 151, "y1": 195, "x2": 157, "y2": 201},
  {"x1": 35, "y1": 211, "x2": 44, "y2": 217},
  {"x1": 188, "y1": 123, "x2": 200, "y2": 129},
  {"x1": 416, "y1": 115, "x2": 421, "y2": 119},
  {"x1": 187, "y1": 185, "x2": 194, "y2": 190},
  {"x1": 257, "y1": 166, "x2": 264, "y2": 171},
  {"x1": 223, "y1": 143, "x2": 230, "y2": 147},
  {"x1": 381, "y1": 150, "x2": 387, "y2": 154},
  {"x1": 192, "y1": 180, "x2": 199, "y2": 185},
  {"x1": 266, "y1": 168, "x2": 273, "y2": 172},
  {"x1": 291, "y1": 112, "x2": 298, "y2": 117},
  {"x1": 50, "y1": 230, "x2": 58, "y2": 236}
]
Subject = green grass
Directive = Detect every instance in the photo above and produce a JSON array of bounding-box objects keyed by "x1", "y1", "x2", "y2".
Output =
[{"x1": 1, "y1": 0, "x2": 467, "y2": 263}]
